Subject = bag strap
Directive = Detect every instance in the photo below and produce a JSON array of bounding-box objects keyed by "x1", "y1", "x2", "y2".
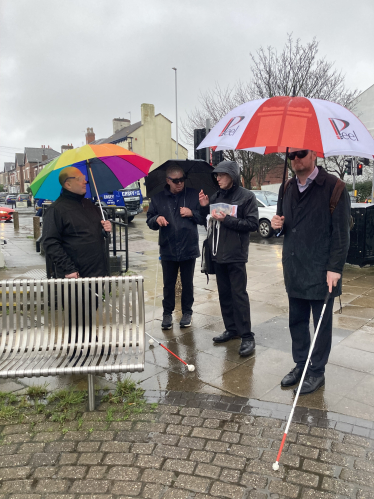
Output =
[
  {"x1": 330, "y1": 179, "x2": 346, "y2": 215},
  {"x1": 283, "y1": 178, "x2": 292, "y2": 193}
]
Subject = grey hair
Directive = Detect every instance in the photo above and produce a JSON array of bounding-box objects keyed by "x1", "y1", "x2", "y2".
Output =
[{"x1": 165, "y1": 165, "x2": 184, "y2": 177}]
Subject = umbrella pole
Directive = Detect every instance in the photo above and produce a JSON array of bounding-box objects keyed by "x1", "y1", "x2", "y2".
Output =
[
  {"x1": 277, "y1": 147, "x2": 289, "y2": 217},
  {"x1": 87, "y1": 161, "x2": 105, "y2": 221}
]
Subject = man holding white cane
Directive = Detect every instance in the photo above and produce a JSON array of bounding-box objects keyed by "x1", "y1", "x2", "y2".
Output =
[{"x1": 272, "y1": 149, "x2": 351, "y2": 395}]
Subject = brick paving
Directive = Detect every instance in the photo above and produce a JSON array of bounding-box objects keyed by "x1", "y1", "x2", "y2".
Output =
[{"x1": 0, "y1": 391, "x2": 374, "y2": 498}]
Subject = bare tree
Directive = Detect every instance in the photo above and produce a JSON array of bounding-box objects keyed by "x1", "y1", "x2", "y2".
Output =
[
  {"x1": 322, "y1": 156, "x2": 347, "y2": 180},
  {"x1": 182, "y1": 34, "x2": 359, "y2": 188}
]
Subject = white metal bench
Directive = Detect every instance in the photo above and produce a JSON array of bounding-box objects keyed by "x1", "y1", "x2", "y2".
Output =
[{"x1": 0, "y1": 276, "x2": 145, "y2": 410}]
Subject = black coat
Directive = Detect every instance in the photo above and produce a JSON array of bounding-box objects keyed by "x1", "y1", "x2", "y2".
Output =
[
  {"x1": 147, "y1": 186, "x2": 204, "y2": 261},
  {"x1": 200, "y1": 161, "x2": 259, "y2": 264},
  {"x1": 280, "y1": 167, "x2": 351, "y2": 300},
  {"x1": 42, "y1": 189, "x2": 108, "y2": 278}
]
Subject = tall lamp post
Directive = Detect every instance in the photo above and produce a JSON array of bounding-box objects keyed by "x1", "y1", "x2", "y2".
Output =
[{"x1": 172, "y1": 67, "x2": 178, "y2": 159}]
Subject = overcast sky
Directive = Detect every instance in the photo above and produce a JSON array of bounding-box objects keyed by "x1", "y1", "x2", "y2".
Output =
[{"x1": 1, "y1": 0, "x2": 373, "y2": 171}]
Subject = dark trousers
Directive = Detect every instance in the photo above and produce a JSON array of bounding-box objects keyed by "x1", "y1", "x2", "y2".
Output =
[
  {"x1": 215, "y1": 262, "x2": 253, "y2": 339},
  {"x1": 161, "y1": 259, "x2": 196, "y2": 315},
  {"x1": 288, "y1": 295, "x2": 335, "y2": 376}
]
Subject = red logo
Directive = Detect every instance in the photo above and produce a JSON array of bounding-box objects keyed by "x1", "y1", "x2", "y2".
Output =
[
  {"x1": 329, "y1": 118, "x2": 358, "y2": 141},
  {"x1": 219, "y1": 116, "x2": 245, "y2": 137}
]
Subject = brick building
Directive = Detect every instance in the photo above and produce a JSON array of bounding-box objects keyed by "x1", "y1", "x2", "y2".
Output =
[{"x1": 20, "y1": 146, "x2": 59, "y2": 193}]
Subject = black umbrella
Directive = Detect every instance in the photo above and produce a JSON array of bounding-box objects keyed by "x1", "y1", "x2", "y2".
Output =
[{"x1": 145, "y1": 159, "x2": 218, "y2": 198}]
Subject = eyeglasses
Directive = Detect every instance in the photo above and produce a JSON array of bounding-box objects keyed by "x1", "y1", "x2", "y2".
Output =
[
  {"x1": 167, "y1": 176, "x2": 185, "y2": 184},
  {"x1": 64, "y1": 176, "x2": 86, "y2": 183},
  {"x1": 288, "y1": 150, "x2": 309, "y2": 160},
  {"x1": 214, "y1": 173, "x2": 227, "y2": 179}
]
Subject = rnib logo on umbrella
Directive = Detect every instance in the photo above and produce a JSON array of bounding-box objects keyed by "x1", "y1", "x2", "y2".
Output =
[
  {"x1": 219, "y1": 116, "x2": 245, "y2": 137},
  {"x1": 329, "y1": 118, "x2": 358, "y2": 141}
]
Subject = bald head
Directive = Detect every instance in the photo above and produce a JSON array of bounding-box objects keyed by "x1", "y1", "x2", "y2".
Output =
[{"x1": 59, "y1": 167, "x2": 87, "y2": 195}]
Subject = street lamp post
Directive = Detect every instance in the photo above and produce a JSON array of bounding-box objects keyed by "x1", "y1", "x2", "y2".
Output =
[{"x1": 172, "y1": 67, "x2": 178, "y2": 159}]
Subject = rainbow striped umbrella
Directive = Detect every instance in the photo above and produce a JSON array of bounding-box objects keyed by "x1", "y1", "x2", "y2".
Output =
[{"x1": 30, "y1": 143, "x2": 153, "y2": 201}]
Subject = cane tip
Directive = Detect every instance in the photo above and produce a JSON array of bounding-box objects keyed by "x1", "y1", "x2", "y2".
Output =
[
  {"x1": 272, "y1": 462, "x2": 280, "y2": 471},
  {"x1": 187, "y1": 365, "x2": 195, "y2": 372}
]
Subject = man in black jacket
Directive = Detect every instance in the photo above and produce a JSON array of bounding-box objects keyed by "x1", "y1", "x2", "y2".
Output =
[
  {"x1": 42, "y1": 167, "x2": 111, "y2": 278},
  {"x1": 42, "y1": 166, "x2": 112, "y2": 343},
  {"x1": 199, "y1": 161, "x2": 259, "y2": 357},
  {"x1": 147, "y1": 166, "x2": 204, "y2": 329},
  {"x1": 272, "y1": 149, "x2": 350, "y2": 395}
]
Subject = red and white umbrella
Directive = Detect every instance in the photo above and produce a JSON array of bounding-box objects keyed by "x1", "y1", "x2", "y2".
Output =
[{"x1": 197, "y1": 96, "x2": 374, "y2": 159}]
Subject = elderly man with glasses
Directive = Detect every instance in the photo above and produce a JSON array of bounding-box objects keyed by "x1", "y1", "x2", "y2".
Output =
[
  {"x1": 42, "y1": 166, "x2": 111, "y2": 279},
  {"x1": 271, "y1": 149, "x2": 351, "y2": 395},
  {"x1": 147, "y1": 165, "x2": 204, "y2": 329}
]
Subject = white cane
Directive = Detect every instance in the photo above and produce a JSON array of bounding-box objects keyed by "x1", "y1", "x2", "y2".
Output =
[{"x1": 273, "y1": 290, "x2": 332, "y2": 471}]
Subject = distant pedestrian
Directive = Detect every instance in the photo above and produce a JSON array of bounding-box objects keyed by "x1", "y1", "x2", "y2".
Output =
[
  {"x1": 147, "y1": 166, "x2": 204, "y2": 329},
  {"x1": 199, "y1": 161, "x2": 259, "y2": 357},
  {"x1": 271, "y1": 149, "x2": 351, "y2": 395}
]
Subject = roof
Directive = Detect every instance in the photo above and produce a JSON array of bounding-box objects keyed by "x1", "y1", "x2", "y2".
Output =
[
  {"x1": 155, "y1": 113, "x2": 172, "y2": 123},
  {"x1": 15, "y1": 153, "x2": 24, "y2": 166},
  {"x1": 90, "y1": 138, "x2": 109, "y2": 145},
  {"x1": 352, "y1": 83, "x2": 374, "y2": 102},
  {"x1": 24, "y1": 147, "x2": 60, "y2": 164},
  {"x1": 106, "y1": 121, "x2": 142, "y2": 144},
  {"x1": 4, "y1": 162, "x2": 15, "y2": 172}
]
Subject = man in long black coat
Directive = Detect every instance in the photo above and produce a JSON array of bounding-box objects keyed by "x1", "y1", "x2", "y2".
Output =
[
  {"x1": 147, "y1": 166, "x2": 204, "y2": 330},
  {"x1": 199, "y1": 161, "x2": 259, "y2": 357},
  {"x1": 272, "y1": 149, "x2": 351, "y2": 395}
]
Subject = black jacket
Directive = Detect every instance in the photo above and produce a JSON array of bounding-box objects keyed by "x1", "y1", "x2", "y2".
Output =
[
  {"x1": 42, "y1": 189, "x2": 108, "y2": 278},
  {"x1": 200, "y1": 161, "x2": 259, "y2": 264},
  {"x1": 280, "y1": 167, "x2": 351, "y2": 300},
  {"x1": 147, "y1": 186, "x2": 204, "y2": 261}
]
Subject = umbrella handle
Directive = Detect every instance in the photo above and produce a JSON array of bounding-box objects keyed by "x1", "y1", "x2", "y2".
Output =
[
  {"x1": 277, "y1": 147, "x2": 289, "y2": 217},
  {"x1": 87, "y1": 161, "x2": 110, "y2": 238}
]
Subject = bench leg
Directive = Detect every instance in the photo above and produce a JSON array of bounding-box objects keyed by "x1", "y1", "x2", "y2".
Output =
[{"x1": 87, "y1": 374, "x2": 95, "y2": 411}]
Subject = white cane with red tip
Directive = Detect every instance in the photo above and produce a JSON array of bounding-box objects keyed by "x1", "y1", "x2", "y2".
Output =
[{"x1": 273, "y1": 290, "x2": 331, "y2": 471}]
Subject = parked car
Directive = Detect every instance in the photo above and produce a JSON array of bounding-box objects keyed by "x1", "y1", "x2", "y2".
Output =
[
  {"x1": 6, "y1": 194, "x2": 17, "y2": 205},
  {"x1": 0, "y1": 194, "x2": 7, "y2": 204},
  {"x1": 0, "y1": 206, "x2": 14, "y2": 222},
  {"x1": 17, "y1": 193, "x2": 32, "y2": 207},
  {"x1": 252, "y1": 190, "x2": 278, "y2": 238}
]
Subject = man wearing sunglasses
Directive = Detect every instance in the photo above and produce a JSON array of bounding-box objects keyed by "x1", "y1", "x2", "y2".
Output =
[
  {"x1": 271, "y1": 149, "x2": 351, "y2": 395},
  {"x1": 147, "y1": 166, "x2": 204, "y2": 329}
]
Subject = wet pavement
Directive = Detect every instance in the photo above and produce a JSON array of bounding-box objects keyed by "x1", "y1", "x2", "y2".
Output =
[
  {"x1": 1, "y1": 210, "x2": 374, "y2": 422},
  {"x1": 1, "y1": 392, "x2": 374, "y2": 499}
]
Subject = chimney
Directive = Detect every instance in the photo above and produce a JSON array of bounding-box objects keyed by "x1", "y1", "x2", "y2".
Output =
[
  {"x1": 112, "y1": 118, "x2": 131, "y2": 134},
  {"x1": 61, "y1": 144, "x2": 74, "y2": 153},
  {"x1": 85, "y1": 127, "x2": 95, "y2": 144},
  {"x1": 141, "y1": 103, "x2": 155, "y2": 125}
]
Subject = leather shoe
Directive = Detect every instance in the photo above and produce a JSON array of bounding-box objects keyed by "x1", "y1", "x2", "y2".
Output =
[
  {"x1": 294, "y1": 375, "x2": 325, "y2": 395},
  {"x1": 238, "y1": 339, "x2": 255, "y2": 357},
  {"x1": 281, "y1": 367, "x2": 303, "y2": 387},
  {"x1": 213, "y1": 331, "x2": 239, "y2": 343}
]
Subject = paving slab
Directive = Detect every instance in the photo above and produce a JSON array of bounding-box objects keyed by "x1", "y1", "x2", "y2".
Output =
[{"x1": 0, "y1": 391, "x2": 373, "y2": 498}]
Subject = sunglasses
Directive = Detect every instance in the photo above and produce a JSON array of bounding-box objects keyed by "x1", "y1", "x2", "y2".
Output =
[
  {"x1": 167, "y1": 176, "x2": 185, "y2": 184},
  {"x1": 288, "y1": 150, "x2": 309, "y2": 160}
]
